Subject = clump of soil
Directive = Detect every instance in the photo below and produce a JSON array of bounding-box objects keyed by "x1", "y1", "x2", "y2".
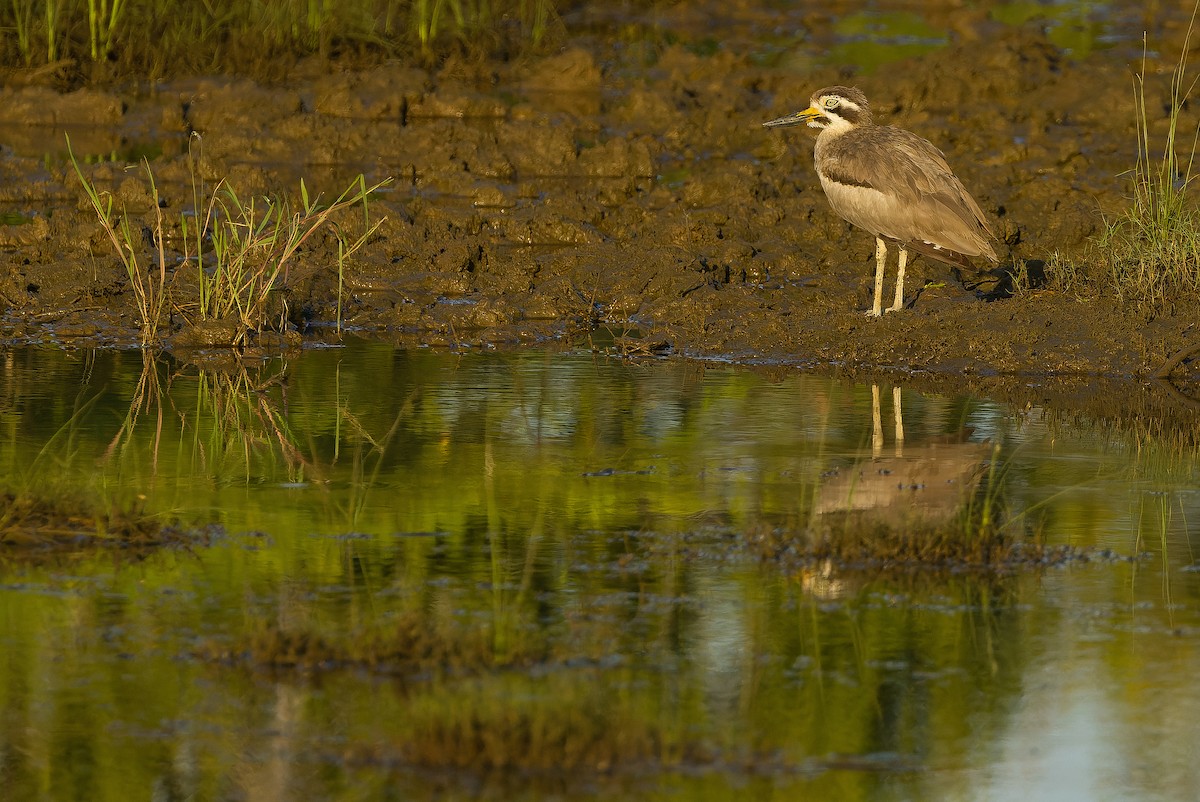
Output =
[
  {"x1": 744, "y1": 517, "x2": 1123, "y2": 575},
  {"x1": 200, "y1": 613, "x2": 545, "y2": 675},
  {"x1": 0, "y1": 490, "x2": 204, "y2": 552}
]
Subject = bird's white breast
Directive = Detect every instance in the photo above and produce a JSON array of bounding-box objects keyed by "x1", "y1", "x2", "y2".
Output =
[{"x1": 816, "y1": 169, "x2": 905, "y2": 240}]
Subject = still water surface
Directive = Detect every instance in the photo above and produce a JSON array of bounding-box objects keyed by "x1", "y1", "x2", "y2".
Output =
[{"x1": 1, "y1": 342, "x2": 1199, "y2": 800}]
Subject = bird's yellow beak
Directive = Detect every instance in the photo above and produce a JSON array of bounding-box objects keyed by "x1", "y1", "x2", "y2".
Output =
[{"x1": 762, "y1": 105, "x2": 822, "y2": 129}]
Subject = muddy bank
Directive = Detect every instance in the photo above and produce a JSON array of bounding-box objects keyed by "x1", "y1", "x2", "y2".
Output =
[{"x1": 0, "y1": 5, "x2": 1198, "y2": 422}]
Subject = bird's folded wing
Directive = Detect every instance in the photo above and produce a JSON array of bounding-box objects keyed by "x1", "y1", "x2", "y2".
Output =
[{"x1": 824, "y1": 126, "x2": 994, "y2": 237}]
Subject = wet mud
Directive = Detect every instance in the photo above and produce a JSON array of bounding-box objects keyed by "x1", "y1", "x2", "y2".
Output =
[{"x1": 1, "y1": 5, "x2": 1199, "y2": 422}]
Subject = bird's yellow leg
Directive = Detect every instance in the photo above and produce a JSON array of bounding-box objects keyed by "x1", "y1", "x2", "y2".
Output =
[
  {"x1": 871, "y1": 384, "x2": 883, "y2": 457},
  {"x1": 888, "y1": 246, "x2": 908, "y2": 313},
  {"x1": 892, "y1": 385, "x2": 904, "y2": 456},
  {"x1": 869, "y1": 238, "x2": 886, "y2": 317}
]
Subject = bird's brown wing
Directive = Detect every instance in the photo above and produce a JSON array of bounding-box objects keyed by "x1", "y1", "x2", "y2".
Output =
[
  {"x1": 822, "y1": 126, "x2": 997, "y2": 259},
  {"x1": 896, "y1": 238, "x2": 973, "y2": 269}
]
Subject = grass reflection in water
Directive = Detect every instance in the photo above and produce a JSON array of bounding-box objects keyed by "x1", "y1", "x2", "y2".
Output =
[{"x1": 1, "y1": 342, "x2": 1198, "y2": 799}]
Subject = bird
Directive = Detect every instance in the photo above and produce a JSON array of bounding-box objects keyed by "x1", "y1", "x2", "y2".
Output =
[{"x1": 763, "y1": 86, "x2": 998, "y2": 316}]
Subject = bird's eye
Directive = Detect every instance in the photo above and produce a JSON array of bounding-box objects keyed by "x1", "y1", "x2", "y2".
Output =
[{"x1": 823, "y1": 97, "x2": 838, "y2": 109}]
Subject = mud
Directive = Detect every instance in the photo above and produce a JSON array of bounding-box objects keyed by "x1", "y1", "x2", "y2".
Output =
[{"x1": 1, "y1": 4, "x2": 1199, "y2": 423}]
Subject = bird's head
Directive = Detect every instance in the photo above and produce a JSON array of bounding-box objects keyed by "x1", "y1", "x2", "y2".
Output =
[{"x1": 763, "y1": 86, "x2": 872, "y2": 134}]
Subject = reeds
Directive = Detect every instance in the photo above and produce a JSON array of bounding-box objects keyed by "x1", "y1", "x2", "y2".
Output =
[
  {"x1": 184, "y1": 170, "x2": 389, "y2": 342},
  {"x1": 415, "y1": 0, "x2": 554, "y2": 52},
  {"x1": 86, "y1": 0, "x2": 122, "y2": 61},
  {"x1": 1080, "y1": 6, "x2": 1200, "y2": 305},
  {"x1": 69, "y1": 142, "x2": 168, "y2": 342},
  {"x1": 71, "y1": 137, "x2": 389, "y2": 346},
  {"x1": 0, "y1": 0, "x2": 559, "y2": 76}
]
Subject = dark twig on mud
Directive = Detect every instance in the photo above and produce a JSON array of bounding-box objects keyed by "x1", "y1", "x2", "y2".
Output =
[
  {"x1": 1152, "y1": 341, "x2": 1200, "y2": 409},
  {"x1": 1154, "y1": 341, "x2": 1200, "y2": 379}
]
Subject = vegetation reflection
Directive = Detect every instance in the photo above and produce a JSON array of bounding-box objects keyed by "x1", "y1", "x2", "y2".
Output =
[{"x1": 2, "y1": 344, "x2": 1200, "y2": 799}]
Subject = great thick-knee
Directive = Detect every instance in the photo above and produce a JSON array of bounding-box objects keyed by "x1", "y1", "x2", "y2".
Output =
[{"x1": 764, "y1": 86, "x2": 998, "y2": 316}]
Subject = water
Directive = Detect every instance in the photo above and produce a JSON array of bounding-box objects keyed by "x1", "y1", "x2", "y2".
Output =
[{"x1": 1, "y1": 342, "x2": 1199, "y2": 800}]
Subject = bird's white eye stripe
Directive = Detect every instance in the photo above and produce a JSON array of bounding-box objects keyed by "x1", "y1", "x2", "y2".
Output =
[{"x1": 824, "y1": 97, "x2": 863, "y2": 113}]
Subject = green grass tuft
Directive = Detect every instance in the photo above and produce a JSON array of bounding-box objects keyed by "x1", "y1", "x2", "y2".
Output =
[
  {"x1": 1061, "y1": 7, "x2": 1200, "y2": 306},
  {"x1": 68, "y1": 138, "x2": 168, "y2": 342},
  {"x1": 71, "y1": 135, "x2": 390, "y2": 346},
  {"x1": 0, "y1": 0, "x2": 560, "y2": 78}
]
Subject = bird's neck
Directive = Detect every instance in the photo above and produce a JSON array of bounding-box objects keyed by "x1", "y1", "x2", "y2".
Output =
[
  {"x1": 814, "y1": 121, "x2": 858, "y2": 153},
  {"x1": 820, "y1": 116, "x2": 859, "y2": 136}
]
